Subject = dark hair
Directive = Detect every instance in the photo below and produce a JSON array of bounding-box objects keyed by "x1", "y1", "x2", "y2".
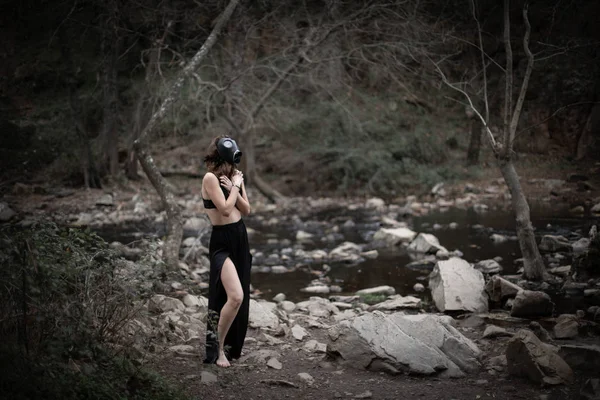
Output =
[{"x1": 203, "y1": 135, "x2": 235, "y2": 178}]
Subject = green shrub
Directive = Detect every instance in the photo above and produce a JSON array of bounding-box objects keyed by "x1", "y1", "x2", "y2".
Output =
[{"x1": 0, "y1": 223, "x2": 188, "y2": 400}]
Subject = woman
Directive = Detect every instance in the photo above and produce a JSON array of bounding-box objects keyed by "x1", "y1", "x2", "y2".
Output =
[{"x1": 201, "y1": 135, "x2": 252, "y2": 368}]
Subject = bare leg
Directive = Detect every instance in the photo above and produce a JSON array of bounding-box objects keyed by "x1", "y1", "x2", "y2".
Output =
[{"x1": 216, "y1": 258, "x2": 243, "y2": 368}]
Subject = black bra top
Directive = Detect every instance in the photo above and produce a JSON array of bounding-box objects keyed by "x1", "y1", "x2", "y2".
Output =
[{"x1": 203, "y1": 185, "x2": 243, "y2": 209}]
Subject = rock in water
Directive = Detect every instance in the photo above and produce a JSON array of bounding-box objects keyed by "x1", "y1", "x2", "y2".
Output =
[
  {"x1": 372, "y1": 227, "x2": 417, "y2": 246},
  {"x1": 553, "y1": 314, "x2": 579, "y2": 339},
  {"x1": 506, "y1": 329, "x2": 574, "y2": 385},
  {"x1": 429, "y1": 258, "x2": 488, "y2": 313},
  {"x1": 510, "y1": 290, "x2": 554, "y2": 318},
  {"x1": 408, "y1": 233, "x2": 448, "y2": 254},
  {"x1": 327, "y1": 311, "x2": 481, "y2": 378},
  {"x1": 474, "y1": 259, "x2": 502, "y2": 274},
  {"x1": 539, "y1": 235, "x2": 572, "y2": 252},
  {"x1": 485, "y1": 275, "x2": 522, "y2": 302}
]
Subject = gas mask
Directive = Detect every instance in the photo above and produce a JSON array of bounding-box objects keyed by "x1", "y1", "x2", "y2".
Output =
[{"x1": 217, "y1": 137, "x2": 242, "y2": 165}]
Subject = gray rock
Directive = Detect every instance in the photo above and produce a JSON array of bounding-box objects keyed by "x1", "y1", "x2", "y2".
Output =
[
  {"x1": 573, "y1": 238, "x2": 591, "y2": 257},
  {"x1": 475, "y1": 259, "x2": 502, "y2": 274},
  {"x1": 148, "y1": 295, "x2": 185, "y2": 314},
  {"x1": 296, "y1": 297, "x2": 339, "y2": 318},
  {"x1": 273, "y1": 293, "x2": 286, "y2": 303},
  {"x1": 529, "y1": 321, "x2": 554, "y2": 343},
  {"x1": 327, "y1": 311, "x2": 481, "y2": 377},
  {"x1": 539, "y1": 235, "x2": 572, "y2": 252},
  {"x1": 169, "y1": 345, "x2": 196, "y2": 355},
  {"x1": 482, "y1": 325, "x2": 513, "y2": 339},
  {"x1": 372, "y1": 227, "x2": 417, "y2": 246},
  {"x1": 549, "y1": 265, "x2": 571, "y2": 277},
  {"x1": 485, "y1": 275, "x2": 522, "y2": 302},
  {"x1": 0, "y1": 202, "x2": 16, "y2": 222},
  {"x1": 297, "y1": 372, "x2": 314, "y2": 385},
  {"x1": 292, "y1": 324, "x2": 309, "y2": 341},
  {"x1": 329, "y1": 241, "x2": 362, "y2": 261},
  {"x1": 279, "y1": 300, "x2": 296, "y2": 312},
  {"x1": 370, "y1": 295, "x2": 421, "y2": 310},
  {"x1": 301, "y1": 285, "x2": 330, "y2": 294},
  {"x1": 506, "y1": 329, "x2": 574, "y2": 385},
  {"x1": 249, "y1": 300, "x2": 280, "y2": 329},
  {"x1": 201, "y1": 371, "x2": 218, "y2": 385},
  {"x1": 408, "y1": 233, "x2": 448, "y2": 254},
  {"x1": 182, "y1": 294, "x2": 208, "y2": 308},
  {"x1": 429, "y1": 258, "x2": 488, "y2": 313},
  {"x1": 553, "y1": 314, "x2": 579, "y2": 339},
  {"x1": 96, "y1": 194, "x2": 114, "y2": 207},
  {"x1": 356, "y1": 285, "x2": 395, "y2": 296},
  {"x1": 490, "y1": 233, "x2": 508, "y2": 243},
  {"x1": 413, "y1": 283, "x2": 426, "y2": 292},
  {"x1": 592, "y1": 203, "x2": 600, "y2": 215},
  {"x1": 304, "y1": 339, "x2": 327, "y2": 353},
  {"x1": 510, "y1": 290, "x2": 554, "y2": 318},
  {"x1": 267, "y1": 357, "x2": 283, "y2": 369}
]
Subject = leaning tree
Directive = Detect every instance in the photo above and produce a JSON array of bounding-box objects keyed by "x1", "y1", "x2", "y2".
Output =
[{"x1": 434, "y1": 0, "x2": 546, "y2": 280}]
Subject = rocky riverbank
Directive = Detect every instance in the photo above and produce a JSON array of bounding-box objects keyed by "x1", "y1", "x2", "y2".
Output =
[{"x1": 2, "y1": 176, "x2": 600, "y2": 398}]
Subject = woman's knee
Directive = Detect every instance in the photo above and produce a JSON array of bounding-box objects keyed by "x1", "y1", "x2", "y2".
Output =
[{"x1": 229, "y1": 291, "x2": 244, "y2": 308}]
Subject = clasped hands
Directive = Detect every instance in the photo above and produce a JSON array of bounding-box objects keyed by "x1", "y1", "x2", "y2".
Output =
[{"x1": 219, "y1": 170, "x2": 244, "y2": 191}]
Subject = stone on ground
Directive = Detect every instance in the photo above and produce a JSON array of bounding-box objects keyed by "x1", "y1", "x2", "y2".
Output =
[
  {"x1": 485, "y1": 276, "x2": 522, "y2": 302},
  {"x1": 510, "y1": 290, "x2": 554, "y2": 318},
  {"x1": 506, "y1": 329, "x2": 574, "y2": 385},
  {"x1": 249, "y1": 300, "x2": 280, "y2": 329},
  {"x1": 429, "y1": 258, "x2": 488, "y2": 313}
]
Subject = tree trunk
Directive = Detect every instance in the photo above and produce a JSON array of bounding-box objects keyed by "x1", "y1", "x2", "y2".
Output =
[
  {"x1": 466, "y1": 120, "x2": 482, "y2": 166},
  {"x1": 498, "y1": 158, "x2": 546, "y2": 280},
  {"x1": 576, "y1": 101, "x2": 599, "y2": 160},
  {"x1": 134, "y1": 0, "x2": 240, "y2": 270},
  {"x1": 101, "y1": 15, "x2": 120, "y2": 177}
]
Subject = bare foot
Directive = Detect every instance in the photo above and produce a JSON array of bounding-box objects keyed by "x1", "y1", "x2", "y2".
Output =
[{"x1": 216, "y1": 351, "x2": 230, "y2": 368}]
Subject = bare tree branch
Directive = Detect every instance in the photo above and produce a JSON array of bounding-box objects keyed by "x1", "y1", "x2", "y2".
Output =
[
  {"x1": 431, "y1": 58, "x2": 498, "y2": 151},
  {"x1": 471, "y1": 0, "x2": 489, "y2": 122},
  {"x1": 502, "y1": 0, "x2": 513, "y2": 155},
  {"x1": 508, "y1": 2, "x2": 534, "y2": 149}
]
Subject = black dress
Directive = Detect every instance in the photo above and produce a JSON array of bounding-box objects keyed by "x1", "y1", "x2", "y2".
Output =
[{"x1": 203, "y1": 189, "x2": 252, "y2": 363}]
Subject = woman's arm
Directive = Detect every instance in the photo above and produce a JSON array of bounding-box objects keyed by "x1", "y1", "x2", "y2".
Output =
[
  {"x1": 235, "y1": 180, "x2": 251, "y2": 216},
  {"x1": 203, "y1": 172, "x2": 240, "y2": 217}
]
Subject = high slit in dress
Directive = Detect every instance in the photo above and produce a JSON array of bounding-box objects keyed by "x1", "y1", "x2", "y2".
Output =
[{"x1": 202, "y1": 186, "x2": 252, "y2": 363}]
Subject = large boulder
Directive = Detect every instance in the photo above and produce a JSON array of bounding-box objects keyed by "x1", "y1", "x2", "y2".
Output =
[
  {"x1": 372, "y1": 227, "x2": 417, "y2": 246},
  {"x1": 429, "y1": 258, "x2": 488, "y2": 313},
  {"x1": 408, "y1": 233, "x2": 448, "y2": 254},
  {"x1": 506, "y1": 329, "x2": 574, "y2": 386},
  {"x1": 510, "y1": 290, "x2": 554, "y2": 318},
  {"x1": 249, "y1": 300, "x2": 280, "y2": 330},
  {"x1": 327, "y1": 311, "x2": 481, "y2": 378}
]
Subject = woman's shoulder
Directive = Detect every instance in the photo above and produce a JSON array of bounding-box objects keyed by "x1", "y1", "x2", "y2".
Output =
[{"x1": 203, "y1": 172, "x2": 218, "y2": 182}]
